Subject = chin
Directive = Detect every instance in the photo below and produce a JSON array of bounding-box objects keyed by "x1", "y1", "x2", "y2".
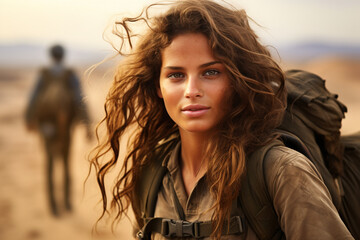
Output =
[{"x1": 180, "y1": 123, "x2": 216, "y2": 134}]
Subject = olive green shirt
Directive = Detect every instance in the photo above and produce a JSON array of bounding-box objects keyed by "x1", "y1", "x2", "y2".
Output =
[{"x1": 143, "y1": 142, "x2": 353, "y2": 239}]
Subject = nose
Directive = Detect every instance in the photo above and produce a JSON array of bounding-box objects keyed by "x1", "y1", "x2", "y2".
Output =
[{"x1": 184, "y1": 75, "x2": 203, "y2": 98}]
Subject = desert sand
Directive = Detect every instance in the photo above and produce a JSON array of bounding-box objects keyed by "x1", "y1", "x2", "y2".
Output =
[{"x1": 0, "y1": 56, "x2": 359, "y2": 240}]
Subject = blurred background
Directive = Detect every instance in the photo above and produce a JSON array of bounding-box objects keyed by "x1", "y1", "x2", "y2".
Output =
[{"x1": 0, "y1": 0, "x2": 359, "y2": 239}]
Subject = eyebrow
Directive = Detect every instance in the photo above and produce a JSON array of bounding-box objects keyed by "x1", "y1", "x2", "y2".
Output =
[{"x1": 163, "y1": 61, "x2": 221, "y2": 70}]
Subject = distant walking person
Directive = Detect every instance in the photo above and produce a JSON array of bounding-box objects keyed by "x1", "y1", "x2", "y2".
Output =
[{"x1": 25, "y1": 44, "x2": 92, "y2": 216}]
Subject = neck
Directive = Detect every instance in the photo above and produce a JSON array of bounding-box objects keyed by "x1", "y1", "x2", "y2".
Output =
[{"x1": 179, "y1": 131, "x2": 210, "y2": 177}]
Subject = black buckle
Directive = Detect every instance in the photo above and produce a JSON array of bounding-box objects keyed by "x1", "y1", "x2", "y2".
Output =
[
  {"x1": 161, "y1": 219, "x2": 201, "y2": 238},
  {"x1": 234, "y1": 216, "x2": 244, "y2": 233}
]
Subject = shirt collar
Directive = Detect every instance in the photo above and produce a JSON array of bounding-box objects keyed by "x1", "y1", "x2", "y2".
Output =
[{"x1": 162, "y1": 141, "x2": 181, "y2": 176}]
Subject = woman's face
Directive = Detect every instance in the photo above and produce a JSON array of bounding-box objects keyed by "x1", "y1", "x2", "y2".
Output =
[{"x1": 158, "y1": 33, "x2": 232, "y2": 135}]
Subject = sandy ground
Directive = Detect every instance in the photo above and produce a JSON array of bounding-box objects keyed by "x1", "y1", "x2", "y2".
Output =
[{"x1": 0, "y1": 57, "x2": 359, "y2": 240}]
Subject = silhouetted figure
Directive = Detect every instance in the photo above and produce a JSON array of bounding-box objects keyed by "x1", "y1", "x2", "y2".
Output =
[{"x1": 25, "y1": 44, "x2": 92, "y2": 216}]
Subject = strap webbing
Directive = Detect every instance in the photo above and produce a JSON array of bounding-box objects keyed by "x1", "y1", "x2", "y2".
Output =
[{"x1": 137, "y1": 216, "x2": 245, "y2": 239}]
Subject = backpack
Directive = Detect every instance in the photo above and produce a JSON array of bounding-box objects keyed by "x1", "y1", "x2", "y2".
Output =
[
  {"x1": 134, "y1": 70, "x2": 359, "y2": 239},
  {"x1": 278, "y1": 70, "x2": 359, "y2": 239},
  {"x1": 338, "y1": 132, "x2": 360, "y2": 239},
  {"x1": 30, "y1": 68, "x2": 77, "y2": 127}
]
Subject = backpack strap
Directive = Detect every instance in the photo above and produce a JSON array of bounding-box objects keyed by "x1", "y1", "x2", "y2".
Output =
[
  {"x1": 239, "y1": 139, "x2": 284, "y2": 240},
  {"x1": 277, "y1": 129, "x2": 312, "y2": 161},
  {"x1": 239, "y1": 132, "x2": 314, "y2": 240},
  {"x1": 133, "y1": 136, "x2": 179, "y2": 229}
]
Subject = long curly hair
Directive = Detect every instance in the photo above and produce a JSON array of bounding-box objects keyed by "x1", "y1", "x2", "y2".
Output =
[{"x1": 91, "y1": 0, "x2": 286, "y2": 238}]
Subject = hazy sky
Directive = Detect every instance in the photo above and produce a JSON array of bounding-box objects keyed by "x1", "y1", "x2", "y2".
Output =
[{"x1": 1, "y1": 0, "x2": 360, "y2": 51}]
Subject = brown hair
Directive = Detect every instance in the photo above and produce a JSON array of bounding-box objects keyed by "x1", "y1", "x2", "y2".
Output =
[{"x1": 91, "y1": 0, "x2": 286, "y2": 238}]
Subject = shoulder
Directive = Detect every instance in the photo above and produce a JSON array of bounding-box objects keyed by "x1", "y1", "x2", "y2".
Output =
[
  {"x1": 39, "y1": 67, "x2": 50, "y2": 76},
  {"x1": 63, "y1": 68, "x2": 76, "y2": 77},
  {"x1": 61, "y1": 68, "x2": 79, "y2": 84},
  {"x1": 264, "y1": 147, "x2": 353, "y2": 239},
  {"x1": 35, "y1": 67, "x2": 51, "y2": 84},
  {"x1": 265, "y1": 145, "x2": 320, "y2": 175},
  {"x1": 264, "y1": 144, "x2": 334, "y2": 206},
  {"x1": 247, "y1": 141, "x2": 322, "y2": 185},
  {"x1": 65, "y1": 67, "x2": 75, "y2": 74},
  {"x1": 264, "y1": 145, "x2": 325, "y2": 198}
]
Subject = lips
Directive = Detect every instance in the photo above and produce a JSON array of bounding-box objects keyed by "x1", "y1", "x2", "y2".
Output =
[
  {"x1": 182, "y1": 104, "x2": 210, "y2": 111},
  {"x1": 181, "y1": 104, "x2": 210, "y2": 117}
]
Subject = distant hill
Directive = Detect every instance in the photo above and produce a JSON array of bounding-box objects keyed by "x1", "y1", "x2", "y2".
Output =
[
  {"x1": 1, "y1": 41, "x2": 360, "y2": 67},
  {"x1": 276, "y1": 42, "x2": 360, "y2": 62},
  {"x1": 0, "y1": 43, "x2": 112, "y2": 67}
]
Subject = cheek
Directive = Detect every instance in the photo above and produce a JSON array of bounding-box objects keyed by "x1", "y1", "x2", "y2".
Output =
[{"x1": 159, "y1": 80, "x2": 182, "y2": 103}]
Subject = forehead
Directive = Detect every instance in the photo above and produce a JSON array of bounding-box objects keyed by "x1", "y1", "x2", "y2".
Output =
[{"x1": 161, "y1": 33, "x2": 215, "y2": 65}]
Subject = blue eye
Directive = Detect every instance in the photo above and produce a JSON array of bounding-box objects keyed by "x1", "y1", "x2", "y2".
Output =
[
  {"x1": 204, "y1": 69, "x2": 220, "y2": 76},
  {"x1": 168, "y1": 72, "x2": 185, "y2": 79}
]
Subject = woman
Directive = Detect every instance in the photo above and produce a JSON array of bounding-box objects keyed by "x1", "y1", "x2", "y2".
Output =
[{"x1": 91, "y1": 0, "x2": 353, "y2": 239}]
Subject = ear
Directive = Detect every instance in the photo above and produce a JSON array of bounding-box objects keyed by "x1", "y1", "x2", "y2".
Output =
[{"x1": 157, "y1": 86, "x2": 163, "y2": 98}]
